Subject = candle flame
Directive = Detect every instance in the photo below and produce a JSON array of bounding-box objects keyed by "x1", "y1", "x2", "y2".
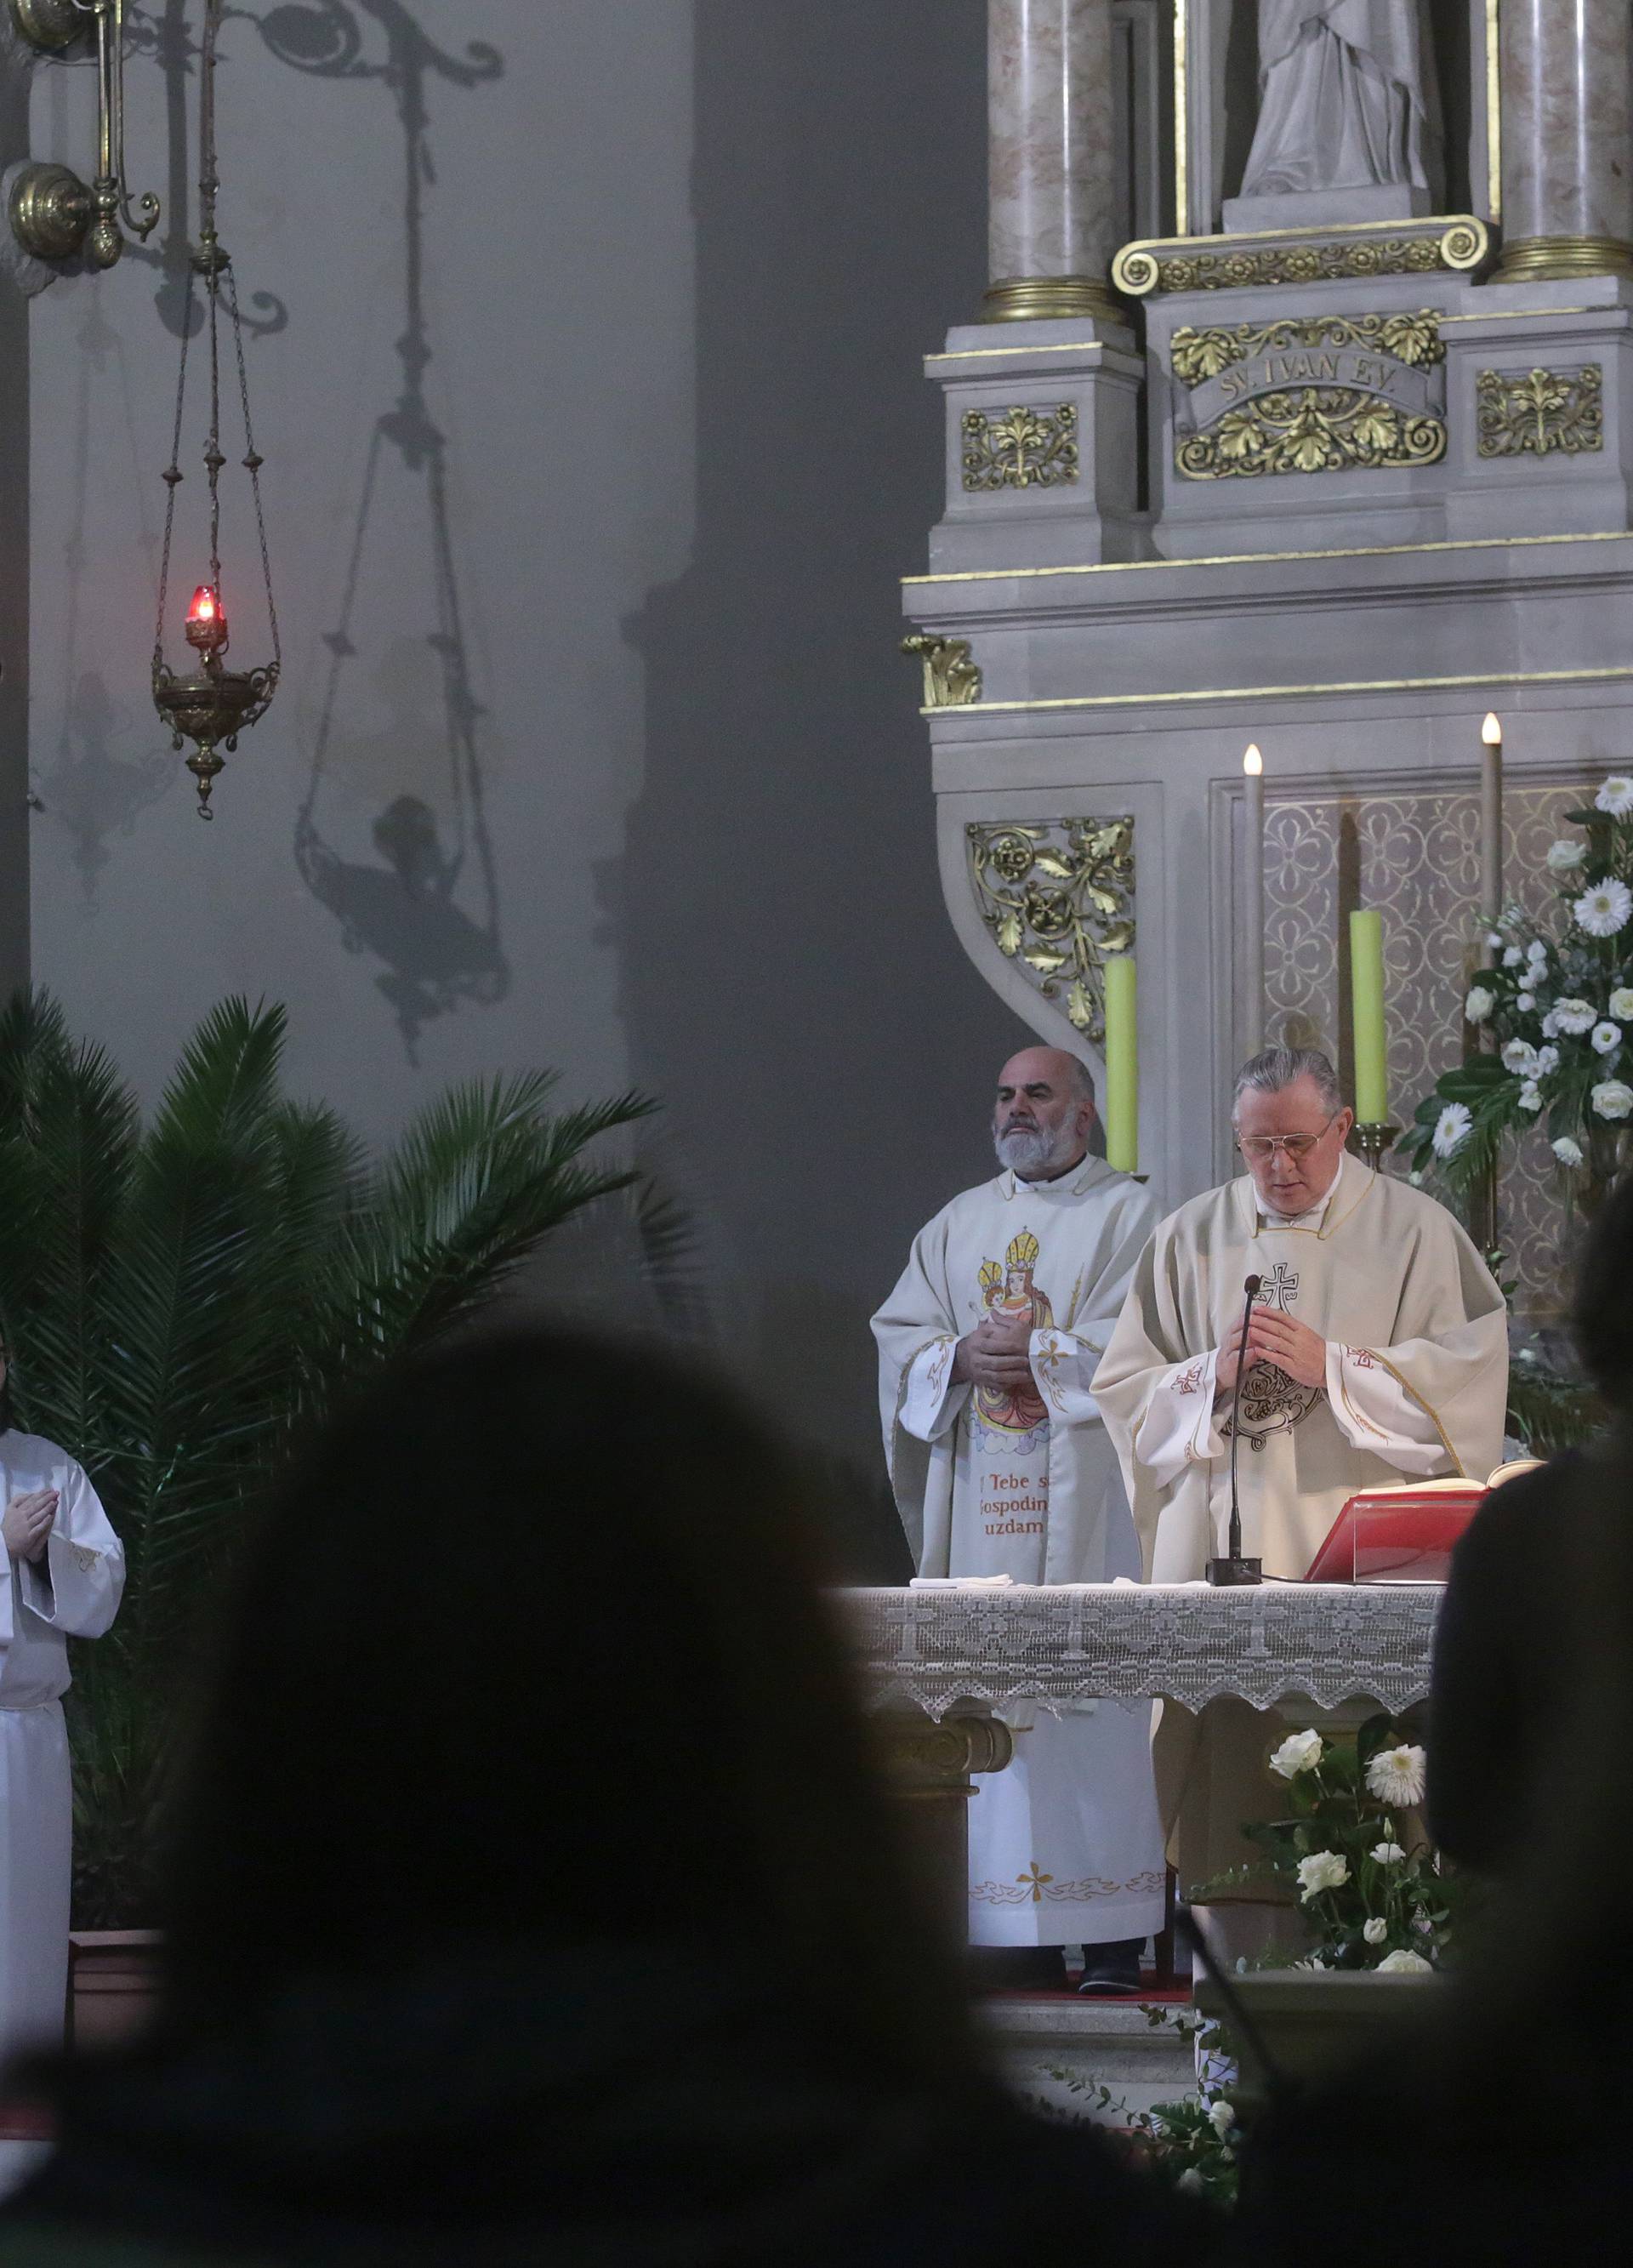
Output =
[
  {"x1": 1243, "y1": 744, "x2": 1263, "y2": 775},
  {"x1": 188, "y1": 584, "x2": 219, "y2": 624},
  {"x1": 1481, "y1": 712, "x2": 1502, "y2": 746}
]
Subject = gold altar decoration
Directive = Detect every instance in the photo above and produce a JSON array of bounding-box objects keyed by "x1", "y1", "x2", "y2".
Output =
[
  {"x1": 901, "y1": 634, "x2": 982, "y2": 708},
  {"x1": 1112, "y1": 218, "x2": 1488, "y2": 299},
  {"x1": 961, "y1": 403, "x2": 1079, "y2": 492},
  {"x1": 965, "y1": 818, "x2": 1135, "y2": 1041},
  {"x1": 1494, "y1": 235, "x2": 1633, "y2": 284},
  {"x1": 1476, "y1": 366, "x2": 1604, "y2": 459},
  {"x1": 981, "y1": 276, "x2": 1122, "y2": 325},
  {"x1": 1170, "y1": 312, "x2": 1445, "y2": 482}
]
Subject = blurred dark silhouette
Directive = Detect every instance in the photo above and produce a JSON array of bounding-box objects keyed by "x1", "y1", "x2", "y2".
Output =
[{"x1": 1, "y1": 1329, "x2": 1207, "y2": 2265}]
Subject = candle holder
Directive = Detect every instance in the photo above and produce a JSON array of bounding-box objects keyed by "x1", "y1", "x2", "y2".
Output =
[{"x1": 1351, "y1": 1122, "x2": 1399, "y2": 1174}]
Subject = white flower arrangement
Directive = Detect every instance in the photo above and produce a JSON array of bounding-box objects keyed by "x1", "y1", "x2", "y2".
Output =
[
  {"x1": 1268, "y1": 1729, "x2": 1323, "y2": 1780},
  {"x1": 1363, "y1": 1916, "x2": 1388, "y2": 1945},
  {"x1": 1408, "y1": 784, "x2": 1633, "y2": 1199},
  {"x1": 1374, "y1": 1948, "x2": 1434, "y2": 1975},
  {"x1": 1364, "y1": 1743, "x2": 1427, "y2": 1807},
  {"x1": 1370, "y1": 1840, "x2": 1406, "y2": 1865}
]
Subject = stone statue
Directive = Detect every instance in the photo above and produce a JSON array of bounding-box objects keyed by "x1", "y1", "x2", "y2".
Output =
[{"x1": 1236, "y1": 1, "x2": 1442, "y2": 209}]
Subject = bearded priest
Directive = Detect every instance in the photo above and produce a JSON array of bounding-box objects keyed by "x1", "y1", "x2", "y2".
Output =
[
  {"x1": 873, "y1": 1047, "x2": 1167, "y2": 1995},
  {"x1": 1093, "y1": 1044, "x2": 1509, "y2": 1900}
]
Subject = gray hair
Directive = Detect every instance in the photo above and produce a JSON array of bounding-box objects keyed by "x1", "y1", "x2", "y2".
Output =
[
  {"x1": 1064, "y1": 1055, "x2": 1096, "y2": 1108},
  {"x1": 1232, "y1": 1046, "x2": 1342, "y2": 1117}
]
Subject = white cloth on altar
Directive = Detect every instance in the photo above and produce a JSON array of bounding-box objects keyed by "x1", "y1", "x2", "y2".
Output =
[
  {"x1": 1240, "y1": 1, "x2": 1439, "y2": 198},
  {"x1": 1, "y1": 1432, "x2": 125, "y2": 2064},
  {"x1": 873, "y1": 1159, "x2": 1167, "y2": 1946},
  {"x1": 1093, "y1": 1157, "x2": 1510, "y2": 1584}
]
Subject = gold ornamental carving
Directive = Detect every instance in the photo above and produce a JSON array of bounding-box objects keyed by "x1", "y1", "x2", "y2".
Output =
[
  {"x1": 961, "y1": 402, "x2": 1079, "y2": 492},
  {"x1": 902, "y1": 634, "x2": 982, "y2": 708},
  {"x1": 1170, "y1": 311, "x2": 1446, "y2": 481},
  {"x1": 966, "y1": 819, "x2": 1134, "y2": 1040},
  {"x1": 1476, "y1": 365, "x2": 1604, "y2": 459},
  {"x1": 1112, "y1": 218, "x2": 1488, "y2": 298}
]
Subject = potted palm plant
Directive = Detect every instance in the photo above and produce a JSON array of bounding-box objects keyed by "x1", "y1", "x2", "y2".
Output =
[{"x1": 0, "y1": 990, "x2": 661, "y2": 1963}]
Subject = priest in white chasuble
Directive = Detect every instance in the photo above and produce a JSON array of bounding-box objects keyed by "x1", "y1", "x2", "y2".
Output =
[
  {"x1": 1093, "y1": 1045, "x2": 1508, "y2": 1895},
  {"x1": 873, "y1": 1047, "x2": 1167, "y2": 1993}
]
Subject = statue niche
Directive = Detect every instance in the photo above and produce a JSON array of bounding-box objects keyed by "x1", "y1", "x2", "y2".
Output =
[{"x1": 1223, "y1": 0, "x2": 1443, "y2": 232}]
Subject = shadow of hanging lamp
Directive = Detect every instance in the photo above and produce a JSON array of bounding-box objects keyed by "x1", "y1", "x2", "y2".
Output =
[{"x1": 151, "y1": 0, "x2": 280, "y2": 817}]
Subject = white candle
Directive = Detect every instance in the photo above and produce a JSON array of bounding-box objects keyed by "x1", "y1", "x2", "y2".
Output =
[
  {"x1": 1481, "y1": 713, "x2": 1503, "y2": 943},
  {"x1": 1243, "y1": 745, "x2": 1265, "y2": 1052}
]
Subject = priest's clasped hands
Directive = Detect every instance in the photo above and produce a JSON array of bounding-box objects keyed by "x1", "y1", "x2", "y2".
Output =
[
  {"x1": 951, "y1": 1311, "x2": 1036, "y2": 1389},
  {"x1": 2, "y1": 1487, "x2": 58, "y2": 1564},
  {"x1": 1216, "y1": 1305, "x2": 1328, "y2": 1396}
]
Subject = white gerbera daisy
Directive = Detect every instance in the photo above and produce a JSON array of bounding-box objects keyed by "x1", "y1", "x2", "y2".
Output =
[
  {"x1": 1553, "y1": 1135, "x2": 1585, "y2": 1166},
  {"x1": 1577, "y1": 879, "x2": 1633, "y2": 937},
  {"x1": 1594, "y1": 776, "x2": 1633, "y2": 818},
  {"x1": 1550, "y1": 998, "x2": 1597, "y2": 1035},
  {"x1": 1592, "y1": 1080, "x2": 1633, "y2": 1120},
  {"x1": 1365, "y1": 1744, "x2": 1427, "y2": 1807},
  {"x1": 1546, "y1": 837, "x2": 1588, "y2": 874},
  {"x1": 1593, "y1": 1021, "x2": 1624, "y2": 1055},
  {"x1": 1431, "y1": 1103, "x2": 1472, "y2": 1159}
]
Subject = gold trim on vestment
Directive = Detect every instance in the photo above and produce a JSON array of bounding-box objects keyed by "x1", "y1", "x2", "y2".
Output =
[{"x1": 1360, "y1": 1349, "x2": 1465, "y2": 1478}]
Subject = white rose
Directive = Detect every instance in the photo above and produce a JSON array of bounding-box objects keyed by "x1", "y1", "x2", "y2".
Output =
[
  {"x1": 1501, "y1": 1039, "x2": 1539, "y2": 1075},
  {"x1": 1208, "y1": 2100, "x2": 1237, "y2": 2137},
  {"x1": 1595, "y1": 775, "x2": 1633, "y2": 818},
  {"x1": 1269, "y1": 1729, "x2": 1324, "y2": 1780},
  {"x1": 1370, "y1": 1841, "x2": 1406, "y2": 1865},
  {"x1": 1365, "y1": 1744, "x2": 1427, "y2": 1807},
  {"x1": 1611, "y1": 989, "x2": 1633, "y2": 1020},
  {"x1": 1296, "y1": 1849, "x2": 1351, "y2": 1901},
  {"x1": 1593, "y1": 1080, "x2": 1633, "y2": 1120},
  {"x1": 1503, "y1": 945, "x2": 1524, "y2": 967},
  {"x1": 1536, "y1": 1045, "x2": 1561, "y2": 1074},
  {"x1": 1516, "y1": 1081, "x2": 1543, "y2": 1113},
  {"x1": 1553, "y1": 1135, "x2": 1585, "y2": 1166},
  {"x1": 1552, "y1": 998, "x2": 1598, "y2": 1034},
  {"x1": 1375, "y1": 1948, "x2": 1434, "y2": 1975},
  {"x1": 1363, "y1": 1917, "x2": 1388, "y2": 1945},
  {"x1": 1546, "y1": 837, "x2": 1588, "y2": 873},
  {"x1": 1464, "y1": 986, "x2": 1495, "y2": 1024}
]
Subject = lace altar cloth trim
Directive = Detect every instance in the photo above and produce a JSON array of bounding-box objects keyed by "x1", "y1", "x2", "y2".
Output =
[{"x1": 840, "y1": 1584, "x2": 1440, "y2": 1719}]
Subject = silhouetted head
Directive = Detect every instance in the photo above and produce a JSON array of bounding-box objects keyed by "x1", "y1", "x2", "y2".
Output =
[{"x1": 162, "y1": 1326, "x2": 967, "y2": 2083}]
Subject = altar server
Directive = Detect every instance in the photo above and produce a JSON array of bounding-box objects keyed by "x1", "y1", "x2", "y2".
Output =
[
  {"x1": 2, "y1": 1350, "x2": 125, "y2": 2065},
  {"x1": 873, "y1": 1047, "x2": 1166, "y2": 1993},
  {"x1": 1093, "y1": 1045, "x2": 1507, "y2": 1889}
]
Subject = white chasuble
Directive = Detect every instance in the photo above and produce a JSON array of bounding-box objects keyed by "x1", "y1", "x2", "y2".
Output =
[
  {"x1": 1093, "y1": 1160, "x2": 1507, "y2": 1896},
  {"x1": 1093, "y1": 1156, "x2": 1509, "y2": 1584},
  {"x1": 1, "y1": 1433, "x2": 126, "y2": 2064},
  {"x1": 872, "y1": 1160, "x2": 1167, "y2": 1947}
]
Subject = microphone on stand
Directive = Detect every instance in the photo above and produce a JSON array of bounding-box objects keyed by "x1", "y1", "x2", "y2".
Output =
[{"x1": 1208, "y1": 1273, "x2": 1265, "y2": 1587}]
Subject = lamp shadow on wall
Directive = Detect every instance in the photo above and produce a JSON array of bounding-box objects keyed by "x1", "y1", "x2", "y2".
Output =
[
  {"x1": 248, "y1": 0, "x2": 508, "y2": 1064},
  {"x1": 617, "y1": 0, "x2": 1020, "y2": 1577}
]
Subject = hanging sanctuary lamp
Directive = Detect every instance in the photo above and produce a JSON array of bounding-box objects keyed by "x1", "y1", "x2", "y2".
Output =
[{"x1": 151, "y1": 0, "x2": 280, "y2": 817}]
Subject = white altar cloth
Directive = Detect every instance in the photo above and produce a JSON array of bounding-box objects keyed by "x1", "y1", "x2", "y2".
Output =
[{"x1": 841, "y1": 1581, "x2": 1440, "y2": 1720}]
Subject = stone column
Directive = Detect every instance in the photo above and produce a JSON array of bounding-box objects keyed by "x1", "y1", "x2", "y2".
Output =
[
  {"x1": 984, "y1": 0, "x2": 1120, "y2": 323},
  {"x1": 1497, "y1": 0, "x2": 1633, "y2": 282}
]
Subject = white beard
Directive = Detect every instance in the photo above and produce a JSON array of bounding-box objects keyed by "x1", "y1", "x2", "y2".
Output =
[{"x1": 993, "y1": 1121, "x2": 1081, "y2": 1178}]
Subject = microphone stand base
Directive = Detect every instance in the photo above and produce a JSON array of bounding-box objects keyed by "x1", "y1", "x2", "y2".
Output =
[{"x1": 1206, "y1": 1556, "x2": 1264, "y2": 1587}]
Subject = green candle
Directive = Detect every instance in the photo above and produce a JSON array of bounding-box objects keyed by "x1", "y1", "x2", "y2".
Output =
[
  {"x1": 1103, "y1": 954, "x2": 1138, "y2": 1172},
  {"x1": 1349, "y1": 909, "x2": 1388, "y2": 1126}
]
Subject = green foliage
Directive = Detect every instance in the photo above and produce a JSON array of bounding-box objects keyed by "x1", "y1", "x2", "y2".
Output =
[{"x1": 0, "y1": 991, "x2": 659, "y2": 1923}]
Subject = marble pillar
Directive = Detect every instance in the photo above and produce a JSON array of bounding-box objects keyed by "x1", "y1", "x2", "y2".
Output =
[
  {"x1": 1497, "y1": 0, "x2": 1633, "y2": 281},
  {"x1": 984, "y1": 0, "x2": 1120, "y2": 323}
]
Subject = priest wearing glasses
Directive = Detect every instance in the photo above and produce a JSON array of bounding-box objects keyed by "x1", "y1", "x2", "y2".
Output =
[{"x1": 1094, "y1": 1046, "x2": 1508, "y2": 1895}]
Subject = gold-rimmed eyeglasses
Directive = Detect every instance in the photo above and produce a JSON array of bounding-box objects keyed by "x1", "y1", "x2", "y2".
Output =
[{"x1": 1234, "y1": 1116, "x2": 1340, "y2": 1164}]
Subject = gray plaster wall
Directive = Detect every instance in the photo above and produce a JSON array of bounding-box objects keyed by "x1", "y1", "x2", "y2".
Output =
[{"x1": 16, "y1": 2, "x2": 1024, "y2": 1570}]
